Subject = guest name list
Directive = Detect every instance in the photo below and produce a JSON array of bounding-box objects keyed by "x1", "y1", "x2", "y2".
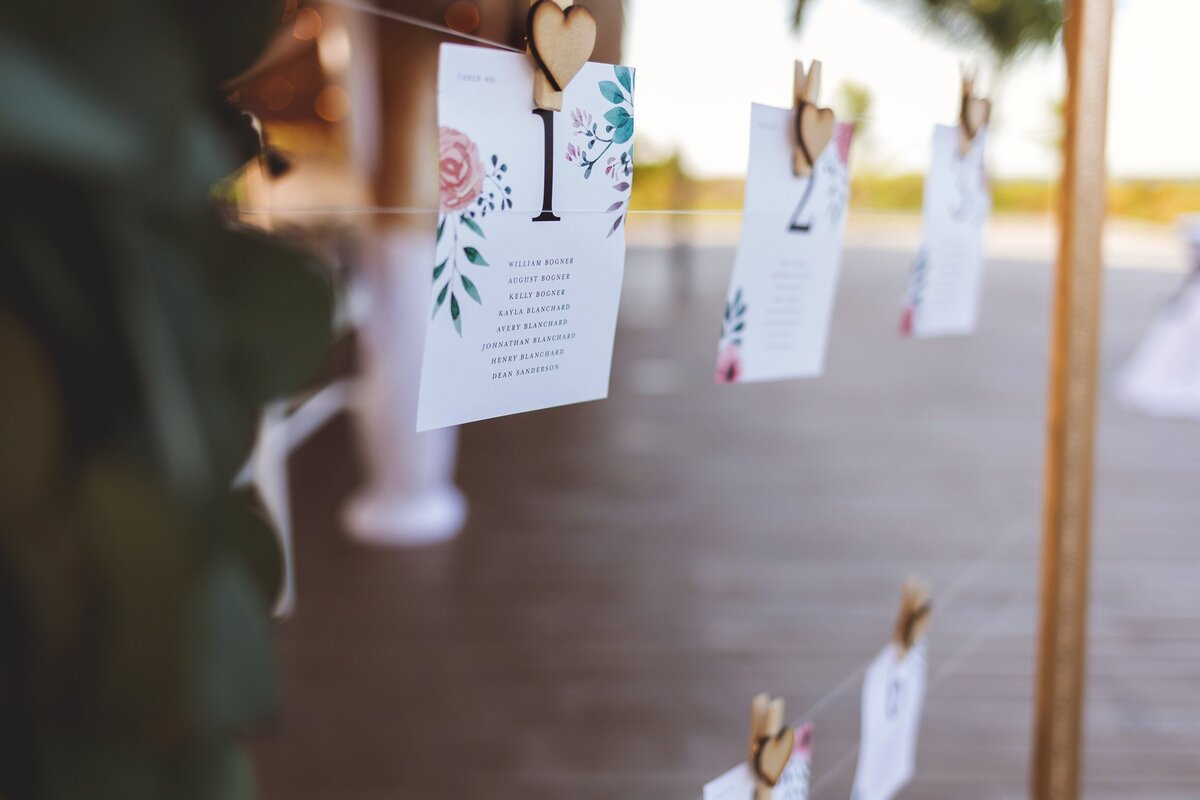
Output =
[{"x1": 485, "y1": 255, "x2": 578, "y2": 380}]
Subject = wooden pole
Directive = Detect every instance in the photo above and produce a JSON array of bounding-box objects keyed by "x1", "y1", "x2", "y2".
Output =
[{"x1": 1032, "y1": 0, "x2": 1114, "y2": 798}]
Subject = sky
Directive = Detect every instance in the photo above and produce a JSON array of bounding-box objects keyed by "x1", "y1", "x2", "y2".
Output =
[{"x1": 626, "y1": 0, "x2": 1200, "y2": 179}]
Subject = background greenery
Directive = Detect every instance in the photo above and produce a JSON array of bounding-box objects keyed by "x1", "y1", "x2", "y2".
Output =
[{"x1": 0, "y1": 3, "x2": 330, "y2": 798}]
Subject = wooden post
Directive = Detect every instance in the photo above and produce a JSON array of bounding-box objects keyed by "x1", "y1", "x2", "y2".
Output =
[{"x1": 1032, "y1": 0, "x2": 1114, "y2": 797}]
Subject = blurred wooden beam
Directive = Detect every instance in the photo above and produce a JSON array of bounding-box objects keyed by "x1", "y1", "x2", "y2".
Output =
[{"x1": 1032, "y1": 0, "x2": 1114, "y2": 798}]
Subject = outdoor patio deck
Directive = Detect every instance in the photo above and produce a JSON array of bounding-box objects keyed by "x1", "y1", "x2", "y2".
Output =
[{"x1": 253, "y1": 234, "x2": 1200, "y2": 799}]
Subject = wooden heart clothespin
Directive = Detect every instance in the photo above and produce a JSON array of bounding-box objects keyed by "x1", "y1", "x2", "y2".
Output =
[
  {"x1": 748, "y1": 693, "x2": 795, "y2": 799},
  {"x1": 893, "y1": 576, "x2": 933, "y2": 659},
  {"x1": 527, "y1": 0, "x2": 597, "y2": 111},
  {"x1": 792, "y1": 59, "x2": 836, "y2": 178},
  {"x1": 958, "y1": 68, "x2": 991, "y2": 156}
]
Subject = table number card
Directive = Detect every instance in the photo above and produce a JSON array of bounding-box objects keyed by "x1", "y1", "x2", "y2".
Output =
[
  {"x1": 850, "y1": 642, "x2": 928, "y2": 800},
  {"x1": 702, "y1": 723, "x2": 813, "y2": 800},
  {"x1": 416, "y1": 44, "x2": 634, "y2": 431},
  {"x1": 900, "y1": 125, "x2": 990, "y2": 338},
  {"x1": 715, "y1": 104, "x2": 853, "y2": 385}
]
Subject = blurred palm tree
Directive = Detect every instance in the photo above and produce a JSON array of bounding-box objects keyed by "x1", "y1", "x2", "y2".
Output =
[{"x1": 792, "y1": 0, "x2": 1063, "y2": 66}]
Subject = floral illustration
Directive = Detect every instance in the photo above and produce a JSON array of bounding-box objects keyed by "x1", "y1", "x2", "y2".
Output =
[
  {"x1": 566, "y1": 65, "x2": 635, "y2": 237},
  {"x1": 950, "y1": 142, "x2": 990, "y2": 226},
  {"x1": 900, "y1": 247, "x2": 928, "y2": 336},
  {"x1": 434, "y1": 126, "x2": 512, "y2": 336},
  {"x1": 835, "y1": 123, "x2": 854, "y2": 166},
  {"x1": 820, "y1": 125, "x2": 852, "y2": 227},
  {"x1": 716, "y1": 287, "x2": 747, "y2": 383}
]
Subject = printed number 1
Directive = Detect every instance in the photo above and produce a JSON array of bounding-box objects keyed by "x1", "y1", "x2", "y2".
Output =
[
  {"x1": 532, "y1": 108, "x2": 560, "y2": 222},
  {"x1": 788, "y1": 174, "x2": 816, "y2": 233}
]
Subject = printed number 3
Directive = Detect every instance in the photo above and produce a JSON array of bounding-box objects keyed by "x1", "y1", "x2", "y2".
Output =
[{"x1": 533, "y1": 108, "x2": 560, "y2": 222}]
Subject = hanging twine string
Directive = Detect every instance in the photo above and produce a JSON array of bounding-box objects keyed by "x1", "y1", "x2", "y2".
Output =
[
  {"x1": 300, "y1": 4, "x2": 1016, "y2": 793},
  {"x1": 251, "y1": 0, "x2": 883, "y2": 221},
  {"x1": 791, "y1": 522, "x2": 1027, "y2": 728},
  {"x1": 808, "y1": 589, "x2": 1026, "y2": 797},
  {"x1": 693, "y1": 524, "x2": 1028, "y2": 800},
  {"x1": 321, "y1": 0, "x2": 524, "y2": 52},
  {"x1": 238, "y1": 207, "x2": 761, "y2": 218}
]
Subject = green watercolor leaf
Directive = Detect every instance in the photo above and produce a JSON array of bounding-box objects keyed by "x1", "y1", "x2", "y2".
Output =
[
  {"x1": 615, "y1": 66, "x2": 633, "y2": 94},
  {"x1": 462, "y1": 215, "x2": 485, "y2": 238},
  {"x1": 432, "y1": 283, "x2": 449, "y2": 318},
  {"x1": 460, "y1": 274, "x2": 482, "y2": 304},
  {"x1": 604, "y1": 107, "x2": 631, "y2": 127},
  {"x1": 464, "y1": 247, "x2": 488, "y2": 266},
  {"x1": 450, "y1": 293, "x2": 462, "y2": 336},
  {"x1": 433, "y1": 260, "x2": 447, "y2": 281},
  {"x1": 613, "y1": 118, "x2": 634, "y2": 144},
  {"x1": 436, "y1": 217, "x2": 446, "y2": 243},
  {"x1": 598, "y1": 81, "x2": 625, "y2": 103}
]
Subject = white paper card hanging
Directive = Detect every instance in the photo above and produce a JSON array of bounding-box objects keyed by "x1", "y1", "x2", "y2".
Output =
[
  {"x1": 900, "y1": 124, "x2": 990, "y2": 338},
  {"x1": 416, "y1": 44, "x2": 635, "y2": 431},
  {"x1": 850, "y1": 642, "x2": 928, "y2": 800},
  {"x1": 715, "y1": 104, "x2": 853, "y2": 385}
]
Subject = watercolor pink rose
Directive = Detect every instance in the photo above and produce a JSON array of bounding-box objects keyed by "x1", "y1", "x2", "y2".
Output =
[
  {"x1": 433, "y1": 129, "x2": 513, "y2": 335},
  {"x1": 438, "y1": 126, "x2": 485, "y2": 213},
  {"x1": 835, "y1": 122, "x2": 854, "y2": 166},
  {"x1": 716, "y1": 287, "x2": 747, "y2": 383},
  {"x1": 715, "y1": 344, "x2": 743, "y2": 384}
]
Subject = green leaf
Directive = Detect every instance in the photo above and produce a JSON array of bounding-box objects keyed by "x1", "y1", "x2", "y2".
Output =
[
  {"x1": 460, "y1": 274, "x2": 481, "y2": 304},
  {"x1": 604, "y1": 107, "x2": 632, "y2": 127},
  {"x1": 598, "y1": 80, "x2": 625, "y2": 103},
  {"x1": 461, "y1": 215, "x2": 485, "y2": 238},
  {"x1": 464, "y1": 246, "x2": 488, "y2": 266},
  {"x1": 189, "y1": 557, "x2": 276, "y2": 734},
  {"x1": 0, "y1": 44, "x2": 142, "y2": 177},
  {"x1": 615, "y1": 66, "x2": 633, "y2": 94},
  {"x1": 451, "y1": 293, "x2": 462, "y2": 336},
  {"x1": 436, "y1": 217, "x2": 446, "y2": 243},
  {"x1": 613, "y1": 118, "x2": 634, "y2": 145},
  {"x1": 433, "y1": 260, "x2": 447, "y2": 281},
  {"x1": 432, "y1": 282, "x2": 449, "y2": 317}
]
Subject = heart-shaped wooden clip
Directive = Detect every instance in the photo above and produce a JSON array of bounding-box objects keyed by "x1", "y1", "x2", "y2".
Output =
[
  {"x1": 893, "y1": 576, "x2": 932, "y2": 659},
  {"x1": 793, "y1": 60, "x2": 836, "y2": 177},
  {"x1": 527, "y1": 0, "x2": 597, "y2": 111},
  {"x1": 748, "y1": 693, "x2": 795, "y2": 798},
  {"x1": 958, "y1": 70, "x2": 991, "y2": 156}
]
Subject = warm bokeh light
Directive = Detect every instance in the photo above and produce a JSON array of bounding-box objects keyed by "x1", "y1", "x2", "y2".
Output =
[
  {"x1": 318, "y1": 16, "x2": 353, "y2": 75},
  {"x1": 293, "y1": 7, "x2": 323, "y2": 41},
  {"x1": 315, "y1": 85, "x2": 351, "y2": 122},
  {"x1": 261, "y1": 76, "x2": 295, "y2": 111},
  {"x1": 444, "y1": 1, "x2": 480, "y2": 34}
]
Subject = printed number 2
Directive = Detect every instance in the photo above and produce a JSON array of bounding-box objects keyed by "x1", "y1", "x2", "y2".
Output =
[
  {"x1": 788, "y1": 174, "x2": 816, "y2": 233},
  {"x1": 532, "y1": 108, "x2": 560, "y2": 222}
]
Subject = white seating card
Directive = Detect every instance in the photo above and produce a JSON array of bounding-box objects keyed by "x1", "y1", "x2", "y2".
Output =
[
  {"x1": 416, "y1": 44, "x2": 635, "y2": 430},
  {"x1": 715, "y1": 104, "x2": 853, "y2": 384},
  {"x1": 850, "y1": 642, "x2": 928, "y2": 800},
  {"x1": 900, "y1": 125, "x2": 990, "y2": 338}
]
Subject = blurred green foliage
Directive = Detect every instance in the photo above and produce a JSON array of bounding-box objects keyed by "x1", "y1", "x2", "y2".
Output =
[
  {"x1": 792, "y1": 0, "x2": 1063, "y2": 66},
  {"x1": 0, "y1": 3, "x2": 331, "y2": 798}
]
